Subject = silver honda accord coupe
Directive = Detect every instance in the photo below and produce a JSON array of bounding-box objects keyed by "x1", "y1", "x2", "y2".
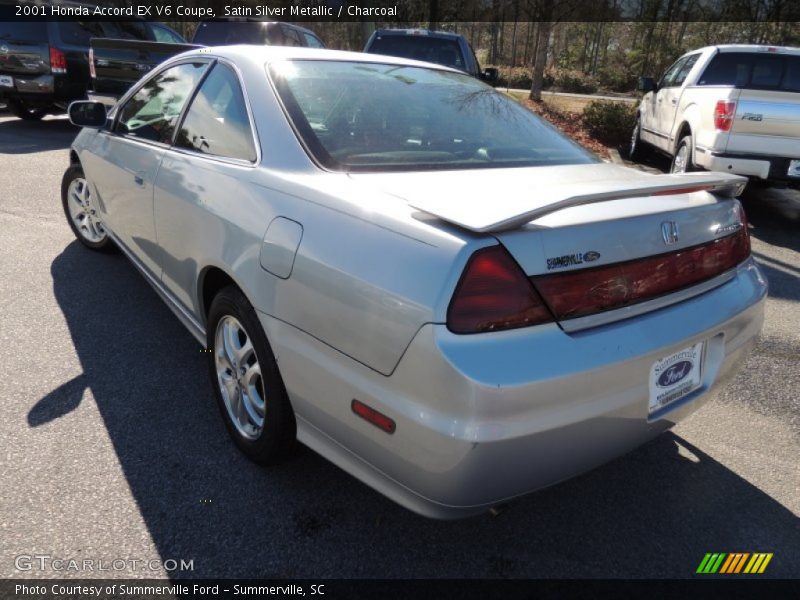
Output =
[{"x1": 63, "y1": 46, "x2": 767, "y2": 518}]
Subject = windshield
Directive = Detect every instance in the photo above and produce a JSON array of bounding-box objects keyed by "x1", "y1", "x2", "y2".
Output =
[
  {"x1": 0, "y1": 22, "x2": 47, "y2": 43},
  {"x1": 269, "y1": 60, "x2": 595, "y2": 172}
]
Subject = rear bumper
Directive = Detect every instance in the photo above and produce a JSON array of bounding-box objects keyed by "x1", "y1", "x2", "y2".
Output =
[
  {"x1": 0, "y1": 72, "x2": 85, "y2": 106},
  {"x1": 697, "y1": 151, "x2": 800, "y2": 184},
  {"x1": 262, "y1": 258, "x2": 767, "y2": 519}
]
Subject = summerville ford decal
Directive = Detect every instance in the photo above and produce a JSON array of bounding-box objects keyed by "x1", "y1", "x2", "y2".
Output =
[{"x1": 546, "y1": 250, "x2": 601, "y2": 271}]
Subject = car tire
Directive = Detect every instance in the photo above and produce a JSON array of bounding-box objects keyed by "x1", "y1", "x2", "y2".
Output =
[
  {"x1": 670, "y1": 135, "x2": 699, "y2": 174},
  {"x1": 629, "y1": 117, "x2": 647, "y2": 161},
  {"x1": 207, "y1": 286, "x2": 296, "y2": 464},
  {"x1": 61, "y1": 164, "x2": 115, "y2": 252},
  {"x1": 7, "y1": 98, "x2": 49, "y2": 121}
]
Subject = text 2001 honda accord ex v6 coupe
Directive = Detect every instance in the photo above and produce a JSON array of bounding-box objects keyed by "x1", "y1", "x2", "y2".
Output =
[{"x1": 64, "y1": 46, "x2": 766, "y2": 519}]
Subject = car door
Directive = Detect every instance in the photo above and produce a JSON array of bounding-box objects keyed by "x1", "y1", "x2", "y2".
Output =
[
  {"x1": 640, "y1": 56, "x2": 686, "y2": 150},
  {"x1": 84, "y1": 60, "x2": 208, "y2": 274},
  {"x1": 658, "y1": 53, "x2": 700, "y2": 146},
  {"x1": 154, "y1": 61, "x2": 260, "y2": 312}
]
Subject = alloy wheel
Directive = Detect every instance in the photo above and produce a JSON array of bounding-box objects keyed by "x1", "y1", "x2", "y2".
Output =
[
  {"x1": 214, "y1": 315, "x2": 265, "y2": 440},
  {"x1": 66, "y1": 177, "x2": 106, "y2": 243}
]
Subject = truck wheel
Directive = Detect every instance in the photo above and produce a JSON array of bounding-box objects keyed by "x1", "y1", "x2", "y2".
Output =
[
  {"x1": 7, "y1": 98, "x2": 49, "y2": 121},
  {"x1": 629, "y1": 118, "x2": 647, "y2": 161},
  {"x1": 671, "y1": 136, "x2": 698, "y2": 173}
]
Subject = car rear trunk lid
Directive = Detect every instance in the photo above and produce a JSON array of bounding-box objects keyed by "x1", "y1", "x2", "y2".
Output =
[{"x1": 0, "y1": 23, "x2": 50, "y2": 76}]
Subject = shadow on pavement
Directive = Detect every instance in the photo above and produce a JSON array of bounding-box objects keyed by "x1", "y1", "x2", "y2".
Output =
[
  {"x1": 0, "y1": 115, "x2": 77, "y2": 154},
  {"x1": 38, "y1": 240, "x2": 799, "y2": 578}
]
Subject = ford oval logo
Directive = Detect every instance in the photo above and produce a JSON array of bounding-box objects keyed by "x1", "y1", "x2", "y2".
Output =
[
  {"x1": 583, "y1": 251, "x2": 601, "y2": 262},
  {"x1": 657, "y1": 360, "x2": 693, "y2": 387}
]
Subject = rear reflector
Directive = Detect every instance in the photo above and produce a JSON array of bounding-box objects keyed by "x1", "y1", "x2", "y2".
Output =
[
  {"x1": 532, "y1": 228, "x2": 750, "y2": 321},
  {"x1": 714, "y1": 100, "x2": 736, "y2": 131},
  {"x1": 352, "y1": 400, "x2": 396, "y2": 434},
  {"x1": 49, "y1": 47, "x2": 67, "y2": 75},
  {"x1": 447, "y1": 245, "x2": 554, "y2": 334}
]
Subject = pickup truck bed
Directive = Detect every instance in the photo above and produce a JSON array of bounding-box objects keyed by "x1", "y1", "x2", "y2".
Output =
[{"x1": 90, "y1": 38, "x2": 198, "y2": 105}]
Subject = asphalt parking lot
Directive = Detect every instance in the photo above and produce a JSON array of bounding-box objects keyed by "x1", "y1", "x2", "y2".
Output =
[{"x1": 0, "y1": 114, "x2": 798, "y2": 580}]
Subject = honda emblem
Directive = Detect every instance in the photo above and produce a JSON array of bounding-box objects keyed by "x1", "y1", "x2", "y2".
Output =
[{"x1": 661, "y1": 221, "x2": 679, "y2": 245}]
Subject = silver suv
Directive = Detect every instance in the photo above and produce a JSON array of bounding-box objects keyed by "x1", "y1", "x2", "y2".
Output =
[{"x1": 631, "y1": 44, "x2": 800, "y2": 188}]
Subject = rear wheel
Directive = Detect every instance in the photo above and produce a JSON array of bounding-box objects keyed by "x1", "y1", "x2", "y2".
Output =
[
  {"x1": 670, "y1": 135, "x2": 698, "y2": 173},
  {"x1": 7, "y1": 98, "x2": 49, "y2": 121},
  {"x1": 207, "y1": 286, "x2": 296, "y2": 463}
]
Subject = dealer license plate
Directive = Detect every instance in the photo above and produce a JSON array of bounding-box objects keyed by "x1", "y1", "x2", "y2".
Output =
[
  {"x1": 788, "y1": 160, "x2": 800, "y2": 178},
  {"x1": 0, "y1": 75, "x2": 13, "y2": 88},
  {"x1": 648, "y1": 342, "x2": 704, "y2": 414}
]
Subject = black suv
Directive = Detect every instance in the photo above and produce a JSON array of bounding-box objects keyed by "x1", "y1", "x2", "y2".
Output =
[
  {"x1": 364, "y1": 29, "x2": 498, "y2": 83},
  {"x1": 0, "y1": 21, "x2": 183, "y2": 120}
]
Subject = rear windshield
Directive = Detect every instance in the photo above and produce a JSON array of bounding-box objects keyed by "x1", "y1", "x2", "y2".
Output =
[
  {"x1": 192, "y1": 22, "x2": 267, "y2": 45},
  {"x1": 367, "y1": 35, "x2": 467, "y2": 71},
  {"x1": 0, "y1": 22, "x2": 47, "y2": 43},
  {"x1": 269, "y1": 60, "x2": 594, "y2": 172},
  {"x1": 697, "y1": 52, "x2": 800, "y2": 91}
]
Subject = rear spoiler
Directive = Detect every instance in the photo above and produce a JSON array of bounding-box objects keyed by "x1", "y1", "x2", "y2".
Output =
[{"x1": 409, "y1": 171, "x2": 748, "y2": 233}]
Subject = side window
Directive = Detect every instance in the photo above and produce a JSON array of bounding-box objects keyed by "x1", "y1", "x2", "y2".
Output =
[
  {"x1": 56, "y1": 22, "x2": 106, "y2": 45},
  {"x1": 174, "y1": 63, "x2": 257, "y2": 162},
  {"x1": 659, "y1": 57, "x2": 688, "y2": 88},
  {"x1": 151, "y1": 25, "x2": 184, "y2": 44},
  {"x1": 281, "y1": 26, "x2": 303, "y2": 47},
  {"x1": 672, "y1": 54, "x2": 699, "y2": 87},
  {"x1": 303, "y1": 32, "x2": 325, "y2": 48},
  {"x1": 265, "y1": 24, "x2": 284, "y2": 45},
  {"x1": 116, "y1": 62, "x2": 207, "y2": 144}
]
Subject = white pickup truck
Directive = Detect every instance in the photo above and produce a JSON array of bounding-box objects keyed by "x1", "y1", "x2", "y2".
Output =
[{"x1": 631, "y1": 44, "x2": 800, "y2": 188}]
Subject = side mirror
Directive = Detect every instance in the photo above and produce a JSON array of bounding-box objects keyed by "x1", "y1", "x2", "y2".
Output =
[
  {"x1": 638, "y1": 76, "x2": 656, "y2": 93},
  {"x1": 68, "y1": 101, "x2": 107, "y2": 128},
  {"x1": 481, "y1": 67, "x2": 499, "y2": 84}
]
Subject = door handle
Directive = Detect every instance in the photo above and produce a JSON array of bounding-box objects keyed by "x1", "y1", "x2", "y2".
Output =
[
  {"x1": 670, "y1": 98, "x2": 678, "y2": 105},
  {"x1": 657, "y1": 97, "x2": 663, "y2": 102},
  {"x1": 133, "y1": 172, "x2": 145, "y2": 186}
]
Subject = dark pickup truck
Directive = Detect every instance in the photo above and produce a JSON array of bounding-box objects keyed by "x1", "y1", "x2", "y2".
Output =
[
  {"x1": 89, "y1": 38, "x2": 198, "y2": 106},
  {"x1": 0, "y1": 20, "x2": 184, "y2": 120},
  {"x1": 89, "y1": 21, "x2": 326, "y2": 107}
]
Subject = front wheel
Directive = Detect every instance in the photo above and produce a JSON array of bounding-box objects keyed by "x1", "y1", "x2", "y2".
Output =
[
  {"x1": 207, "y1": 286, "x2": 296, "y2": 463},
  {"x1": 670, "y1": 136, "x2": 699, "y2": 174},
  {"x1": 7, "y1": 98, "x2": 49, "y2": 121},
  {"x1": 61, "y1": 164, "x2": 114, "y2": 251}
]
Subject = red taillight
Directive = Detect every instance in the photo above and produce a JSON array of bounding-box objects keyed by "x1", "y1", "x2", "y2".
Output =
[
  {"x1": 351, "y1": 400, "x2": 396, "y2": 434},
  {"x1": 714, "y1": 100, "x2": 736, "y2": 131},
  {"x1": 447, "y1": 246, "x2": 554, "y2": 334},
  {"x1": 88, "y1": 47, "x2": 95, "y2": 78},
  {"x1": 532, "y1": 229, "x2": 750, "y2": 321},
  {"x1": 49, "y1": 47, "x2": 67, "y2": 74}
]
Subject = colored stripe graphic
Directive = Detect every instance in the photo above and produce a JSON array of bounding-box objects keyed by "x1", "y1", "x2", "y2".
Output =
[
  {"x1": 697, "y1": 553, "x2": 727, "y2": 573},
  {"x1": 699, "y1": 552, "x2": 773, "y2": 574},
  {"x1": 744, "y1": 553, "x2": 774, "y2": 574}
]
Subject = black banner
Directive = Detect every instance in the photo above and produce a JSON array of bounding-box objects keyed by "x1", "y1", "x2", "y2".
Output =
[
  {"x1": 2, "y1": 579, "x2": 800, "y2": 600},
  {"x1": 2, "y1": 0, "x2": 800, "y2": 22}
]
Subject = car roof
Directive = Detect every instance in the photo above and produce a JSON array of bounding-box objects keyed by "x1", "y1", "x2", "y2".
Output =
[
  {"x1": 180, "y1": 44, "x2": 464, "y2": 73},
  {"x1": 685, "y1": 44, "x2": 800, "y2": 56},
  {"x1": 373, "y1": 28, "x2": 464, "y2": 40}
]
